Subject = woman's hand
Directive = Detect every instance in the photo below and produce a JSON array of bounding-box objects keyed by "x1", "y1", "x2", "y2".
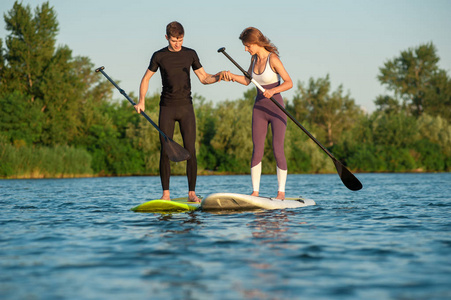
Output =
[
  {"x1": 263, "y1": 89, "x2": 276, "y2": 99},
  {"x1": 223, "y1": 71, "x2": 234, "y2": 82}
]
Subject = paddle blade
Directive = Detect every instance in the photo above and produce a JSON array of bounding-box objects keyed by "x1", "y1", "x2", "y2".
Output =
[
  {"x1": 163, "y1": 136, "x2": 191, "y2": 162},
  {"x1": 333, "y1": 160, "x2": 363, "y2": 191}
]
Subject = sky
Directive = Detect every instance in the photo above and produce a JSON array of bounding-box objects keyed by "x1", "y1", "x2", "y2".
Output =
[{"x1": 1, "y1": 0, "x2": 451, "y2": 113}]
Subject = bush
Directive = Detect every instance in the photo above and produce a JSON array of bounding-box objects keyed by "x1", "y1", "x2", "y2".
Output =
[
  {"x1": 412, "y1": 139, "x2": 446, "y2": 171},
  {"x1": 0, "y1": 142, "x2": 93, "y2": 178}
]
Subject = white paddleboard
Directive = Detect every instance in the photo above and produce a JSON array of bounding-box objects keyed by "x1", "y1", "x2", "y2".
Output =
[{"x1": 201, "y1": 193, "x2": 315, "y2": 211}]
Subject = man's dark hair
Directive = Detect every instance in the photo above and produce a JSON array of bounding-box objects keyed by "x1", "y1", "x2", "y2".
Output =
[{"x1": 166, "y1": 21, "x2": 184, "y2": 38}]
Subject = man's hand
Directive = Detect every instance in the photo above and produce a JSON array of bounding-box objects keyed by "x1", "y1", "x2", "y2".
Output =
[
  {"x1": 222, "y1": 71, "x2": 234, "y2": 82},
  {"x1": 134, "y1": 102, "x2": 145, "y2": 114}
]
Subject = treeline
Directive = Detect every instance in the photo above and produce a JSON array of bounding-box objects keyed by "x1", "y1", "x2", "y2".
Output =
[{"x1": 1, "y1": 2, "x2": 450, "y2": 178}]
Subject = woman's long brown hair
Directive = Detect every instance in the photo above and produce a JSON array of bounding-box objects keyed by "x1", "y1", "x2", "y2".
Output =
[{"x1": 239, "y1": 27, "x2": 279, "y2": 55}]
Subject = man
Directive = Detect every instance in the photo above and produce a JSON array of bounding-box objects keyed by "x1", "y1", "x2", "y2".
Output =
[{"x1": 134, "y1": 21, "x2": 222, "y2": 202}]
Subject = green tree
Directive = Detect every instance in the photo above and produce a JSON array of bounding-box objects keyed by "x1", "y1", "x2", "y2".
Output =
[
  {"x1": 418, "y1": 114, "x2": 451, "y2": 155},
  {"x1": 377, "y1": 42, "x2": 451, "y2": 118},
  {"x1": 0, "y1": 2, "x2": 111, "y2": 147},
  {"x1": 371, "y1": 111, "x2": 418, "y2": 148},
  {"x1": 423, "y1": 70, "x2": 451, "y2": 121},
  {"x1": 0, "y1": 2, "x2": 58, "y2": 145},
  {"x1": 0, "y1": 91, "x2": 44, "y2": 144},
  {"x1": 194, "y1": 95, "x2": 218, "y2": 171},
  {"x1": 285, "y1": 120, "x2": 335, "y2": 174},
  {"x1": 289, "y1": 75, "x2": 362, "y2": 147},
  {"x1": 1, "y1": 1, "x2": 58, "y2": 100},
  {"x1": 374, "y1": 95, "x2": 401, "y2": 114},
  {"x1": 209, "y1": 90, "x2": 254, "y2": 172}
]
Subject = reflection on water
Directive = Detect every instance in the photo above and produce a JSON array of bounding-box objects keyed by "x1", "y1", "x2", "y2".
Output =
[{"x1": 250, "y1": 210, "x2": 292, "y2": 240}]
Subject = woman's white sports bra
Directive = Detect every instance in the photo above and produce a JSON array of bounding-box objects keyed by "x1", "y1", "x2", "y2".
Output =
[{"x1": 251, "y1": 53, "x2": 281, "y2": 85}]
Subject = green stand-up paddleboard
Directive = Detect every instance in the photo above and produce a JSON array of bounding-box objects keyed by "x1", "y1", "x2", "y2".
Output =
[{"x1": 131, "y1": 197, "x2": 200, "y2": 213}]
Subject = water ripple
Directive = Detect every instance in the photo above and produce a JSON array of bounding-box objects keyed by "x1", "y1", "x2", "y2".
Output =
[{"x1": 0, "y1": 174, "x2": 450, "y2": 299}]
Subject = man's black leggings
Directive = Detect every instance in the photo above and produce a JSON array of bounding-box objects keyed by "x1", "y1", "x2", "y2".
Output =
[{"x1": 158, "y1": 104, "x2": 197, "y2": 191}]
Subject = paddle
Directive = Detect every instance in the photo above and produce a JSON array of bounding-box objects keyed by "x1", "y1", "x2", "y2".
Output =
[
  {"x1": 95, "y1": 66, "x2": 191, "y2": 162},
  {"x1": 217, "y1": 48, "x2": 362, "y2": 191}
]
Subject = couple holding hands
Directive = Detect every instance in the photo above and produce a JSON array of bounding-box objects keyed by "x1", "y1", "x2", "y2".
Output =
[{"x1": 134, "y1": 21, "x2": 293, "y2": 203}]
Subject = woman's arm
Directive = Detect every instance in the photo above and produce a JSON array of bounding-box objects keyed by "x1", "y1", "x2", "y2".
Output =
[
  {"x1": 223, "y1": 61, "x2": 253, "y2": 85},
  {"x1": 263, "y1": 55, "x2": 293, "y2": 99}
]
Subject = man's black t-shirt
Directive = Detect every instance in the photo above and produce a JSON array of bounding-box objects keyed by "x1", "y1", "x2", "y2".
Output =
[{"x1": 148, "y1": 46, "x2": 202, "y2": 106}]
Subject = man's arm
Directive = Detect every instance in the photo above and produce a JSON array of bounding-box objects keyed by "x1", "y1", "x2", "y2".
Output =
[
  {"x1": 135, "y1": 69, "x2": 156, "y2": 113},
  {"x1": 194, "y1": 67, "x2": 223, "y2": 85}
]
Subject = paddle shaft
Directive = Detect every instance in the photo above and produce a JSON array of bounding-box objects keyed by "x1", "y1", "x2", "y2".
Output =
[
  {"x1": 218, "y1": 47, "x2": 362, "y2": 191},
  {"x1": 95, "y1": 66, "x2": 191, "y2": 162},
  {"x1": 218, "y1": 49, "x2": 337, "y2": 158},
  {"x1": 95, "y1": 66, "x2": 166, "y2": 138}
]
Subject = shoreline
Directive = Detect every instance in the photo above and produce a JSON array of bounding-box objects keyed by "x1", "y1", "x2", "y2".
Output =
[{"x1": 0, "y1": 169, "x2": 444, "y2": 180}]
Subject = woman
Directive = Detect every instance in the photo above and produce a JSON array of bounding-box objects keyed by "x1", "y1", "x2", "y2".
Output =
[{"x1": 224, "y1": 27, "x2": 293, "y2": 199}]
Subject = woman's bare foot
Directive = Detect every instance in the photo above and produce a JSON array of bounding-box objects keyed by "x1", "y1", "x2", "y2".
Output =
[
  {"x1": 276, "y1": 191, "x2": 285, "y2": 200},
  {"x1": 188, "y1": 191, "x2": 201, "y2": 203},
  {"x1": 251, "y1": 191, "x2": 259, "y2": 197},
  {"x1": 161, "y1": 190, "x2": 171, "y2": 200}
]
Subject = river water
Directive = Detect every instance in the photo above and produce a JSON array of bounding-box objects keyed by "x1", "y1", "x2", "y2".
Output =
[{"x1": 1, "y1": 173, "x2": 450, "y2": 299}]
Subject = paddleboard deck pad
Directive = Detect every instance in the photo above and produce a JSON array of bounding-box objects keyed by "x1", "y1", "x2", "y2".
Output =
[
  {"x1": 201, "y1": 193, "x2": 315, "y2": 211},
  {"x1": 131, "y1": 197, "x2": 200, "y2": 213}
]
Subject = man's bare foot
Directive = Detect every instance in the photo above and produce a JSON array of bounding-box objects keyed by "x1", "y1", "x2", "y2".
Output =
[
  {"x1": 251, "y1": 191, "x2": 259, "y2": 197},
  {"x1": 276, "y1": 191, "x2": 285, "y2": 200},
  {"x1": 188, "y1": 191, "x2": 201, "y2": 203},
  {"x1": 161, "y1": 190, "x2": 170, "y2": 201}
]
